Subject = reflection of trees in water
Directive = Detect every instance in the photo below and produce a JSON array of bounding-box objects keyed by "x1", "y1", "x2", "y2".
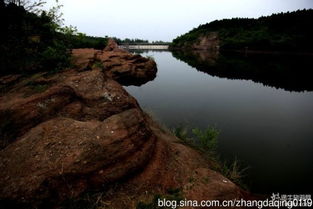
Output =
[
  {"x1": 171, "y1": 50, "x2": 313, "y2": 92},
  {"x1": 118, "y1": 73, "x2": 157, "y2": 87}
]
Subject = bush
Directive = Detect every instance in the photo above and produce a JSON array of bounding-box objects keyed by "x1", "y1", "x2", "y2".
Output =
[
  {"x1": 173, "y1": 125, "x2": 248, "y2": 188},
  {"x1": 40, "y1": 41, "x2": 70, "y2": 71},
  {"x1": 192, "y1": 127, "x2": 219, "y2": 153}
]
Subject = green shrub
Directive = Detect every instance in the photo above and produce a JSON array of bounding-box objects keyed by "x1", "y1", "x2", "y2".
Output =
[
  {"x1": 192, "y1": 127, "x2": 219, "y2": 153},
  {"x1": 220, "y1": 158, "x2": 249, "y2": 189},
  {"x1": 173, "y1": 125, "x2": 248, "y2": 188},
  {"x1": 172, "y1": 125, "x2": 188, "y2": 142},
  {"x1": 40, "y1": 41, "x2": 70, "y2": 71}
]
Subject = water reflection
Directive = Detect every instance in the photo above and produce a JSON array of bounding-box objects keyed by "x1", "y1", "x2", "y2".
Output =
[
  {"x1": 172, "y1": 50, "x2": 313, "y2": 92},
  {"x1": 126, "y1": 50, "x2": 313, "y2": 194}
]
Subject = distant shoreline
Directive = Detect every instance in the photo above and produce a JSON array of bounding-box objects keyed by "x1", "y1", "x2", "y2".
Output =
[
  {"x1": 170, "y1": 47, "x2": 313, "y2": 56},
  {"x1": 221, "y1": 49, "x2": 313, "y2": 56}
]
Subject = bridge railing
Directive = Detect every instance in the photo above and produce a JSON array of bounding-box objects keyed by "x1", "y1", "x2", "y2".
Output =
[
  {"x1": 119, "y1": 44, "x2": 169, "y2": 50},
  {"x1": 119, "y1": 43, "x2": 170, "y2": 46}
]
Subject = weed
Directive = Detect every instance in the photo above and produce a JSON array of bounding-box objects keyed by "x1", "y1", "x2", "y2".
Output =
[
  {"x1": 172, "y1": 125, "x2": 248, "y2": 188},
  {"x1": 146, "y1": 55, "x2": 155, "y2": 61},
  {"x1": 92, "y1": 61, "x2": 104, "y2": 69},
  {"x1": 192, "y1": 127, "x2": 219, "y2": 154},
  {"x1": 172, "y1": 126, "x2": 188, "y2": 142},
  {"x1": 25, "y1": 80, "x2": 51, "y2": 96},
  {"x1": 59, "y1": 193, "x2": 104, "y2": 209},
  {"x1": 221, "y1": 158, "x2": 249, "y2": 188},
  {"x1": 30, "y1": 83, "x2": 50, "y2": 93},
  {"x1": 136, "y1": 188, "x2": 183, "y2": 209}
]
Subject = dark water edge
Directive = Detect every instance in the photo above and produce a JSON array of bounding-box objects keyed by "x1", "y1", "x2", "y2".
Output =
[
  {"x1": 171, "y1": 49, "x2": 313, "y2": 92},
  {"x1": 126, "y1": 49, "x2": 313, "y2": 195}
]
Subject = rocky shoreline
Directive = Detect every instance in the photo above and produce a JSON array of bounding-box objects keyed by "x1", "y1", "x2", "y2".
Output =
[{"x1": 0, "y1": 40, "x2": 251, "y2": 209}]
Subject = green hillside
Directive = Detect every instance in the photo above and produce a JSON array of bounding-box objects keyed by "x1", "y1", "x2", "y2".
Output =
[{"x1": 171, "y1": 9, "x2": 313, "y2": 51}]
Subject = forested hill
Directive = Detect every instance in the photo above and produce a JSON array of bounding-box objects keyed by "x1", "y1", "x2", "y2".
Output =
[{"x1": 171, "y1": 9, "x2": 313, "y2": 52}]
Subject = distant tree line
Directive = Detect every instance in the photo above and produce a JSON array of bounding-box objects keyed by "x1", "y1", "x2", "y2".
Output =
[
  {"x1": 60, "y1": 25, "x2": 108, "y2": 49},
  {"x1": 114, "y1": 38, "x2": 149, "y2": 44},
  {"x1": 171, "y1": 9, "x2": 313, "y2": 51},
  {"x1": 151, "y1": 40, "x2": 170, "y2": 45},
  {"x1": 113, "y1": 38, "x2": 170, "y2": 45}
]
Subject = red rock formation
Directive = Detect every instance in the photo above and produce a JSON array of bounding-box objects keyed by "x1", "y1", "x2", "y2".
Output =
[
  {"x1": 191, "y1": 33, "x2": 220, "y2": 51},
  {"x1": 0, "y1": 41, "x2": 252, "y2": 209},
  {"x1": 0, "y1": 44, "x2": 158, "y2": 207},
  {"x1": 0, "y1": 69, "x2": 139, "y2": 146},
  {"x1": 172, "y1": 32, "x2": 220, "y2": 51},
  {"x1": 72, "y1": 40, "x2": 157, "y2": 85},
  {"x1": 0, "y1": 108, "x2": 155, "y2": 202}
]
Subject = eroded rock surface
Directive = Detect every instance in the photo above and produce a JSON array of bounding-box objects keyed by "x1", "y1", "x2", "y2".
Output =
[
  {"x1": 171, "y1": 32, "x2": 220, "y2": 51},
  {"x1": 0, "y1": 41, "x2": 158, "y2": 207},
  {"x1": 72, "y1": 39, "x2": 157, "y2": 86},
  {"x1": 0, "y1": 69, "x2": 139, "y2": 147},
  {"x1": 0, "y1": 109, "x2": 155, "y2": 203},
  {"x1": 0, "y1": 41, "x2": 252, "y2": 209},
  {"x1": 191, "y1": 32, "x2": 220, "y2": 51}
]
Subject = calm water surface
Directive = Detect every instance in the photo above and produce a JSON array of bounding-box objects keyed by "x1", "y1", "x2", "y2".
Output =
[{"x1": 125, "y1": 50, "x2": 313, "y2": 194}]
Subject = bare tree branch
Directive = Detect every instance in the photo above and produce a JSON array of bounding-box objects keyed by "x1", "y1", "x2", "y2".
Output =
[{"x1": 4, "y1": 0, "x2": 47, "y2": 13}]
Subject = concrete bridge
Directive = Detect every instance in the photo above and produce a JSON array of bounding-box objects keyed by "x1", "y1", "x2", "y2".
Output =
[{"x1": 119, "y1": 44, "x2": 169, "y2": 50}]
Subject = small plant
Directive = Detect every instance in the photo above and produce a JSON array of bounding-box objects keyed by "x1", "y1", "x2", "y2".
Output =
[
  {"x1": 24, "y1": 81, "x2": 51, "y2": 97},
  {"x1": 146, "y1": 55, "x2": 155, "y2": 61},
  {"x1": 29, "y1": 83, "x2": 50, "y2": 93},
  {"x1": 221, "y1": 158, "x2": 249, "y2": 188},
  {"x1": 92, "y1": 61, "x2": 104, "y2": 69},
  {"x1": 173, "y1": 125, "x2": 248, "y2": 188},
  {"x1": 59, "y1": 192, "x2": 104, "y2": 209},
  {"x1": 172, "y1": 125, "x2": 219, "y2": 154},
  {"x1": 40, "y1": 43, "x2": 70, "y2": 72},
  {"x1": 136, "y1": 188, "x2": 183, "y2": 209},
  {"x1": 172, "y1": 125, "x2": 188, "y2": 142},
  {"x1": 192, "y1": 126, "x2": 219, "y2": 153}
]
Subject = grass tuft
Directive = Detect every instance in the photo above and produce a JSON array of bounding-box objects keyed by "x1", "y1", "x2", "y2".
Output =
[
  {"x1": 136, "y1": 188, "x2": 183, "y2": 209},
  {"x1": 172, "y1": 125, "x2": 248, "y2": 189}
]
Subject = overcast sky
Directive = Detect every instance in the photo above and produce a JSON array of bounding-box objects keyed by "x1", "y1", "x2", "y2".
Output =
[{"x1": 45, "y1": 0, "x2": 313, "y2": 41}]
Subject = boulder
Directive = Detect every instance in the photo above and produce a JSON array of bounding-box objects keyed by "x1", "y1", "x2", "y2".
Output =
[
  {"x1": 0, "y1": 108, "x2": 155, "y2": 205},
  {"x1": 71, "y1": 39, "x2": 157, "y2": 86},
  {"x1": 0, "y1": 69, "x2": 139, "y2": 147},
  {"x1": 103, "y1": 38, "x2": 125, "y2": 52},
  {"x1": 0, "y1": 45, "x2": 159, "y2": 207},
  {"x1": 98, "y1": 50, "x2": 157, "y2": 86}
]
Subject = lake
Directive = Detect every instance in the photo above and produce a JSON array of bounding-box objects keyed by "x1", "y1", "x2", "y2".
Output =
[{"x1": 125, "y1": 50, "x2": 313, "y2": 194}]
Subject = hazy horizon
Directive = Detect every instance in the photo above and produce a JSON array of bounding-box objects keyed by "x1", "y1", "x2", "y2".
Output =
[{"x1": 45, "y1": 0, "x2": 313, "y2": 42}]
